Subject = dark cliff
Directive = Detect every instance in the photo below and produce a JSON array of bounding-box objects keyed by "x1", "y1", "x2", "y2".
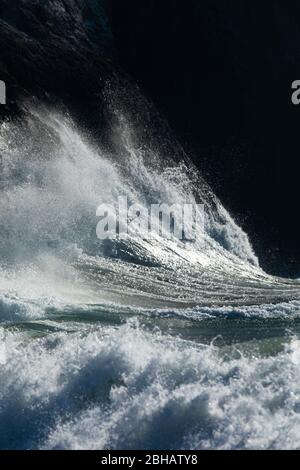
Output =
[{"x1": 0, "y1": 0, "x2": 115, "y2": 131}]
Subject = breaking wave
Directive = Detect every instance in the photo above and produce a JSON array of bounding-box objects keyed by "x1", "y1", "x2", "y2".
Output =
[{"x1": 0, "y1": 102, "x2": 300, "y2": 449}]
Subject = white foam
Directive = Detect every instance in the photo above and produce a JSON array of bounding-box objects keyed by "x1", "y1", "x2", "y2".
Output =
[
  {"x1": 0, "y1": 107, "x2": 299, "y2": 452},
  {"x1": 0, "y1": 109, "x2": 258, "y2": 271},
  {"x1": 0, "y1": 320, "x2": 299, "y2": 449}
]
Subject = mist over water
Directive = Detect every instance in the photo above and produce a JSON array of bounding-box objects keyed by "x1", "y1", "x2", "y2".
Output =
[{"x1": 1, "y1": 101, "x2": 300, "y2": 450}]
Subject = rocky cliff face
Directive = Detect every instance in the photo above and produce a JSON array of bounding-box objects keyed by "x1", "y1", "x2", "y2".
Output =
[
  {"x1": 0, "y1": 0, "x2": 113, "y2": 52},
  {"x1": 0, "y1": 0, "x2": 115, "y2": 131},
  {"x1": 1, "y1": 0, "x2": 300, "y2": 276}
]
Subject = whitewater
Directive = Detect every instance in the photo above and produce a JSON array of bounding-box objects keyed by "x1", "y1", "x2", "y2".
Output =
[{"x1": 1, "y1": 101, "x2": 300, "y2": 450}]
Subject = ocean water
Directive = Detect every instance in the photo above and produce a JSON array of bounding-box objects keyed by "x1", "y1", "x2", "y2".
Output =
[{"x1": 0, "y1": 106, "x2": 300, "y2": 450}]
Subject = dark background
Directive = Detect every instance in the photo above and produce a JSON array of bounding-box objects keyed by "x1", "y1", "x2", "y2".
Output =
[
  {"x1": 1, "y1": 0, "x2": 300, "y2": 276},
  {"x1": 111, "y1": 0, "x2": 300, "y2": 277}
]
